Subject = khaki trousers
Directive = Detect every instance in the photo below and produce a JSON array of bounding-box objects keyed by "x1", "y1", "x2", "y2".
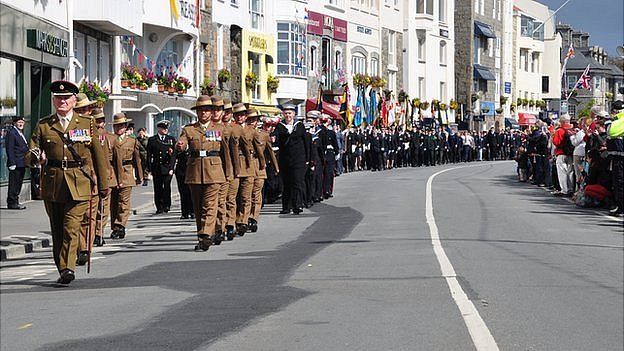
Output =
[
  {"x1": 216, "y1": 180, "x2": 230, "y2": 232},
  {"x1": 78, "y1": 195, "x2": 99, "y2": 252},
  {"x1": 236, "y1": 176, "x2": 254, "y2": 224},
  {"x1": 250, "y1": 178, "x2": 265, "y2": 221},
  {"x1": 226, "y1": 178, "x2": 240, "y2": 227},
  {"x1": 111, "y1": 186, "x2": 132, "y2": 229},
  {"x1": 44, "y1": 199, "x2": 89, "y2": 272},
  {"x1": 95, "y1": 190, "x2": 111, "y2": 237},
  {"x1": 189, "y1": 183, "x2": 220, "y2": 236}
]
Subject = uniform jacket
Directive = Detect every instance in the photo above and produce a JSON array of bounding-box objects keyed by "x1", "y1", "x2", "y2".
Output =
[
  {"x1": 27, "y1": 113, "x2": 109, "y2": 202},
  {"x1": 231, "y1": 123, "x2": 255, "y2": 177},
  {"x1": 6, "y1": 126, "x2": 28, "y2": 168},
  {"x1": 275, "y1": 121, "x2": 309, "y2": 167},
  {"x1": 112, "y1": 135, "x2": 143, "y2": 187},
  {"x1": 240, "y1": 125, "x2": 262, "y2": 177},
  {"x1": 254, "y1": 129, "x2": 279, "y2": 179},
  {"x1": 146, "y1": 134, "x2": 177, "y2": 175},
  {"x1": 97, "y1": 128, "x2": 119, "y2": 188},
  {"x1": 178, "y1": 122, "x2": 231, "y2": 184}
]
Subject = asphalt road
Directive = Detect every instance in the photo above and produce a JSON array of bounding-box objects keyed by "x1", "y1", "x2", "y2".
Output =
[{"x1": 0, "y1": 161, "x2": 622, "y2": 351}]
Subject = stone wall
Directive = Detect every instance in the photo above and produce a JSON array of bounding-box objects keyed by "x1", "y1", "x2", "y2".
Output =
[
  {"x1": 200, "y1": 0, "x2": 233, "y2": 100},
  {"x1": 380, "y1": 28, "x2": 404, "y2": 94},
  {"x1": 454, "y1": 0, "x2": 474, "y2": 110}
]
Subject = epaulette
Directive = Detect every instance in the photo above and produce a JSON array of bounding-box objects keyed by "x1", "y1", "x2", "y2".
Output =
[{"x1": 39, "y1": 114, "x2": 56, "y2": 124}]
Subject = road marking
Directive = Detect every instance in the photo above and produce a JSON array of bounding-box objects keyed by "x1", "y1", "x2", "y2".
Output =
[
  {"x1": 17, "y1": 323, "x2": 33, "y2": 330},
  {"x1": 426, "y1": 166, "x2": 500, "y2": 351}
]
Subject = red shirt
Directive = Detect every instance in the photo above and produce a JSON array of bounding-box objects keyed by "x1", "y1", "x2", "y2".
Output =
[{"x1": 552, "y1": 123, "x2": 571, "y2": 156}]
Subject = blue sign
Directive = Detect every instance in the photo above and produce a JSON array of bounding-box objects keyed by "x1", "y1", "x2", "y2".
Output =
[{"x1": 504, "y1": 82, "x2": 512, "y2": 94}]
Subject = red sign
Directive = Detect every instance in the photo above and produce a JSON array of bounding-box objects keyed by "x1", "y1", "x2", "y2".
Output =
[{"x1": 306, "y1": 11, "x2": 348, "y2": 42}]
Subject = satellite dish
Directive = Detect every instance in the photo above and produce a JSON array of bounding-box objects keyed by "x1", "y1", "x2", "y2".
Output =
[{"x1": 617, "y1": 46, "x2": 624, "y2": 57}]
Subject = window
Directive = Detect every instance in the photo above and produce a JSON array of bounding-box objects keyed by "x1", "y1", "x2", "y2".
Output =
[
  {"x1": 531, "y1": 52, "x2": 539, "y2": 73},
  {"x1": 329, "y1": 0, "x2": 344, "y2": 6},
  {"x1": 418, "y1": 34, "x2": 426, "y2": 62},
  {"x1": 388, "y1": 31, "x2": 396, "y2": 65},
  {"x1": 100, "y1": 41, "x2": 111, "y2": 87},
  {"x1": 352, "y1": 54, "x2": 366, "y2": 74},
  {"x1": 335, "y1": 50, "x2": 342, "y2": 71},
  {"x1": 426, "y1": 0, "x2": 433, "y2": 15},
  {"x1": 474, "y1": 79, "x2": 488, "y2": 92},
  {"x1": 439, "y1": 0, "x2": 446, "y2": 22},
  {"x1": 277, "y1": 22, "x2": 307, "y2": 76},
  {"x1": 439, "y1": 41, "x2": 447, "y2": 65},
  {"x1": 519, "y1": 49, "x2": 528, "y2": 71},
  {"x1": 439, "y1": 82, "x2": 446, "y2": 102},
  {"x1": 418, "y1": 77, "x2": 425, "y2": 97},
  {"x1": 567, "y1": 75, "x2": 577, "y2": 89},
  {"x1": 321, "y1": 38, "x2": 331, "y2": 84},
  {"x1": 568, "y1": 104, "x2": 576, "y2": 118},
  {"x1": 488, "y1": 38, "x2": 494, "y2": 57},
  {"x1": 371, "y1": 57, "x2": 378, "y2": 75},
  {"x1": 310, "y1": 46, "x2": 317, "y2": 72},
  {"x1": 249, "y1": 52, "x2": 261, "y2": 100},
  {"x1": 74, "y1": 31, "x2": 85, "y2": 82},
  {"x1": 594, "y1": 76, "x2": 601, "y2": 90},
  {"x1": 156, "y1": 37, "x2": 183, "y2": 71},
  {"x1": 473, "y1": 36, "x2": 480, "y2": 64},
  {"x1": 389, "y1": 71, "x2": 396, "y2": 92},
  {"x1": 416, "y1": 0, "x2": 425, "y2": 14},
  {"x1": 475, "y1": 0, "x2": 484, "y2": 15},
  {"x1": 217, "y1": 25, "x2": 224, "y2": 69},
  {"x1": 542, "y1": 76, "x2": 549, "y2": 93},
  {"x1": 231, "y1": 0, "x2": 239, "y2": 5},
  {"x1": 250, "y1": 0, "x2": 264, "y2": 31},
  {"x1": 416, "y1": 0, "x2": 433, "y2": 15}
]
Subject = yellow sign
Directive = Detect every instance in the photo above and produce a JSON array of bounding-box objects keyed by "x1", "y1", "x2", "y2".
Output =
[{"x1": 249, "y1": 36, "x2": 267, "y2": 51}]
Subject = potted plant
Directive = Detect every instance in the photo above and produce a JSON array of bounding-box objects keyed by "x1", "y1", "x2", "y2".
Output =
[
  {"x1": 412, "y1": 98, "x2": 421, "y2": 110},
  {"x1": 157, "y1": 72, "x2": 167, "y2": 93},
  {"x1": 165, "y1": 71, "x2": 178, "y2": 94},
  {"x1": 267, "y1": 75, "x2": 280, "y2": 93},
  {"x1": 606, "y1": 92, "x2": 614, "y2": 100},
  {"x1": 218, "y1": 68, "x2": 231, "y2": 84},
  {"x1": 176, "y1": 76, "x2": 190, "y2": 95},
  {"x1": 510, "y1": 102, "x2": 517, "y2": 112},
  {"x1": 140, "y1": 68, "x2": 156, "y2": 89},
  {"x1": 200, "y1": 78, "x2": 216, "y2": 96},
  {"x1": 517, "y1": 97, "x2": 523, "y2": 106},
  {"x1": 439, "y1": 102, "x2": 448, "y2": 110},
  {"x1": 449, "y1": 99, "x2": 459, "y2": 110},
  {"x1": 528, "y1": 99, "x2": 535, "y2": 107},
  {"x1": 245, "y1": 72, "x2": 258, "y2": 90},
  {"x1": 521, "y1": 98, "x2": 529, "y2": 107},
  {"x1": 471, "y1": 93, "x2": 480, "y2": 103},
  {"x1": 79, "y1": 81, "x2": 110, "y2": 107},
  {"x1": 431, "y1": 99, "x2": 440, "y2": 109},
  {"x1": 121, "y1": 63, "x2": 134, "y2": 88},
  {"x1": 495, "y1": 107, "x2": 504, "y2": 114},
  {"x1": 397, "y1": 89, "x2": 408, "y2": 103}
]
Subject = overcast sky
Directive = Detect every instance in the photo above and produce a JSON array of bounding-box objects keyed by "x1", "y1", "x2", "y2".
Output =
[{"x1": 538, "y1": 0, "x2": 623, "y2": 56}]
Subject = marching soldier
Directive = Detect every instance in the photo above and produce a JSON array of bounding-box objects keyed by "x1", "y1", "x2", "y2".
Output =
[
  {"x1": 146, "y1": 120, "x2": 176, "y2": 214},
  {"x1": 110, "y1": 113, "x2": 143, "y2": 239},
  {"x1": 26, "y1": 80, "x2": 109, "y2": 284},
  {"x1": 234, "y1": 106, "x2": 257, "y2": 235},
  {"x1": 242, "y1": 109, "x2": 268, "y2": 232},
  {"x1": 92, "y1": 109, "x2": 117, "y2": 247},
  {"x1": 249, "y1": 115, "x2": 279, "y2": 231},
  {"x1": 216, "y1": 98, "x2": 238, "y2": 241},
  {"x1": 263, "y1": 117, "x2": 281, "y2": 204},
  {"x1": 176, "y1": 95, "x2": 232, "y2": 251},
  {"x1": 73, "y1": 93, "x2": 97, "y2": 265}
]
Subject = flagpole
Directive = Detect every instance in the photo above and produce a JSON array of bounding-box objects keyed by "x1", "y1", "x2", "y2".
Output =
[
  {"x1": 532, "y1": 0, "x2": 573, "y2": 35},
  {"x1": 566, "y1": 64, "x2": 590, "y2": 102}
]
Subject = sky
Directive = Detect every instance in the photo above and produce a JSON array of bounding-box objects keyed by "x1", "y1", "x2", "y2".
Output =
[{"x1": 538, "y1": 0, "x2": 623, "y2": 56}]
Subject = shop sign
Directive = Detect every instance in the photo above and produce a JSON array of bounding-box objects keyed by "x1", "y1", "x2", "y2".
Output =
[
  {"x1": 179, "y1": 0, "x2": 197, "y2": 23},
  {"x1": 357, "y1": 26, "x2": 372, "y2": 35},
  {"x1": 249, "y1": 35, "x2": 268, "y2": 51},
  {"x1": 306, "y1": 11, "x2": 348, "y2": 42},
  {"x1": 26, "y1": 29, "x2": 68, "y2": 57},
  {"x1": 504, "y1": 82, "x2": 512, "y2": 94}
]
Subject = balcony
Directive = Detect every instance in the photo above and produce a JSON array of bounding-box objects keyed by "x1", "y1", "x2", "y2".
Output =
[{"x1": 74, "y1": 0, "x2": 142, "y2": 36}]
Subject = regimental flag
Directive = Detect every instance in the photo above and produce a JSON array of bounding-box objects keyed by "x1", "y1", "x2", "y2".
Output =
[
  {"x1": 339, "y1": 84, "x2": 353, "y2": 127},
  {"x1": 316, "y1": 85, "x2": 323, "y2": 111},
  {"x1": 560, "y1": 43, "x2": 575, "y2": 78},
  {"x1": 170, "y1": 0, "x2": 180, "y2": 22},
  {"x1": 575, "y1": 64, "x2": 592, "y2": 90},
  {"x1": 354, "y1": 88, "x2": 363, "y2": 127}
]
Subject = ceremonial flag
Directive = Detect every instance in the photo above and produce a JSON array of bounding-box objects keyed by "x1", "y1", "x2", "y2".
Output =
[
  {"x1": 566, "y1": 64, "x2": 591, "y2": 101},
  {"x1": 170, "y1": 0, "x2": 180, "y2": 22},
  {"x1": 354, "y1": 88, "x2": 363, "y2": 127},
  {"x1": 560, "y1": 43, "x2": 575, "y2": 78},
  {"x1": 339, "y1": 84, "x2": 353, "y2": 127},
  {"x1": 368, "y1": 89, "x2": 377, "y2": 125},
  {"x1": 316, "y1": 84, "x2": 323, "y2": 111}
]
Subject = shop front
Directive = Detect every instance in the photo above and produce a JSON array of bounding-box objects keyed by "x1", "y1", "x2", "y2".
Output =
[
  {"x1": 239, "y1": 30, "x2": 276, "y2": 106},
  {"x1": 0, "y1": 3, "x2": 69, "y2": 183}
]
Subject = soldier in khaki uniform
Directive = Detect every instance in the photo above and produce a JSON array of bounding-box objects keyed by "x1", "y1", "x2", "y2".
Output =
[
  {"x1": 109, "y1": 113, "x2": 143, "y2": 239},
  {"x1": 214, "y1": 97, "x2": 239, "y2": 242},
  {"x1": 177, "y1": 95, "x2": 232, "y2": 250},
  {"x1": 249, "y1": 115, "x2": 279, "y2": 232},
  {"x1": 236, "y1": 109, "x2": 261, "y2": 232},
  {"x1": 92, "y1": 110, "x2": 117, "y2": 247},
  {"x1": 26, "y1": 81, "x2": 109, "y2": 284},
  {"x1": 73, "y1": 93, "x2": 98, "y2": 265},
  {"x1": 226, "y1": 104, "x2": 248, "y2": 237}
]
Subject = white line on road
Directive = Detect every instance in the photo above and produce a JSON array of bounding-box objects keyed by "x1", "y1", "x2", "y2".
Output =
[{"x1": 426, "y1": 166, "x2": 500, "y2": 351}]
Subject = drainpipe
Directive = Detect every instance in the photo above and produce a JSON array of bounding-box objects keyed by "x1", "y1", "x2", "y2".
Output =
[
  {"x1": 66, "y1": 0, "x2": 75, "y2": 81},
  {"x1": 112, "y1": 36, "x2": 122, "y2": 116}
]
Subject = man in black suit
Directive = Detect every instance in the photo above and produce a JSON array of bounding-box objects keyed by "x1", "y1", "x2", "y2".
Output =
[
  {"x1": 5, "y1": 116, "x2": 29, "y2": 209},
  {"x1": 146, "y1": 120, "x2": 177, "y2": 214},
  {"x1": 275, "y1": 104, "x2": 309, "y2": 215}
]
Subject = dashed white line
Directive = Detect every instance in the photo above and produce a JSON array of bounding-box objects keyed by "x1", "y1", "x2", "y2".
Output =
[{"x1": 426, "y1": 166, "x2": 500, "y2": 351}]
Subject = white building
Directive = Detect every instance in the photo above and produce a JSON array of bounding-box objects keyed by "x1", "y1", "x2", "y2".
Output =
[
  {"x1": 511, "y1": 0, "x2": 561, "y2": 125},
  {"x1": 403, "y1": 0, "x2": 455, "y2": 123},
  {"x1": 380, "y1": 0, "x2": 404, "y2": 95}
]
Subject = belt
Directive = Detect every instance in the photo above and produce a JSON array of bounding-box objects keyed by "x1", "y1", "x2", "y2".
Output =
[
  {"x1": 190, "y1": 150, "x2": 220, "y2": 158},
  {"x1": 326, "y1": 145, "x2": 334, "y2": 150},
  {"x1": 47, "y1": 159, "x2": 84, "y2": 169},
  {"x1": 607, "y1": 151, "x2": 624, "y2": 157},
  {"x1": 122, "y1": 159, "x2": 133, "y2": 165}
]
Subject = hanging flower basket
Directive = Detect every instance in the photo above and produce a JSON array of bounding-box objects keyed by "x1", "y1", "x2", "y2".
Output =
[
  {"x1": 397, "y1": 89, "x2": 408, "y2": 103},
  {"x1": 267, "y1": 75, "x2": 280, "y2": 93},
  {"x1": 200, "y1": 78, "x2": 216, "y2": 96},
  {"x1": 218, "y1": 68, "x2": 231, "y2": 83},
  {"x1": 245, "y1": 72, "x2": 258, "y2": 90},
  {"x1": 79, "y1": 81, "x2": 110, "y2": 106}
]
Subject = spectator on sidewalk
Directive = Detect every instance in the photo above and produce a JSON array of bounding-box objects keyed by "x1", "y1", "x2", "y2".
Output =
[
  {"x1": 5, "y1": 116, "x2": 29, "y2": 210},
  {"x1": 552, "y1": 114, "x2": 575, "y2": 197},
  {"x1": 570, "y1": 119, "x2": 587, "y2": 192}
]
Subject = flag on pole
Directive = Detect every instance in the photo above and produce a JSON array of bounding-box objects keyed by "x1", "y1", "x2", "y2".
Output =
[
  {"x1": 316, "y1": 84, "x2": 323, "y2": 111},
  {"x1": 354, "y1": 88, "x2": 363, "y2": 127},
  {"x1": 560, "y1": 43, "x2": 575, "y2": 78},
  {"x1": 339, "y1": 84, "x2": 352, "y2": 127},
  {"x1": 170, "y1": 0, "x2": 180, "y2": 22},
  {"x1": 566, "y1": 64, "x2": 591, "y2": 101}
]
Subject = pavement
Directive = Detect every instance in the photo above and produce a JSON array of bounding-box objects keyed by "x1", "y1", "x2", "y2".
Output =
[
  {"x1": 0, "y1": 179, "x2": 170, "y2": 260},
  {"x1": 0, "y1": 162, "x2": 622, "y2": 351}
]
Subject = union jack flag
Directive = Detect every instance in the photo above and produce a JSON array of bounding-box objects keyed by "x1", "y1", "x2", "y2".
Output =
[{"x1": 575, "y1": 64, "x2": 591, "y2": 90}]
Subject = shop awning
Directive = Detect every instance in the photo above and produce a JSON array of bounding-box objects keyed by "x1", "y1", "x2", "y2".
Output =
[
  {"x1": 474, "y1": 65, "x2": 496, "y2": 80},
  {"x1": 305, "y1": 99, "x2": 342, "y2": 120},
  {"x1": 248, "y1": 104, "x2": 282, "y2": 116},
  {"x1": 474, "y1": 21, "x2": 496, "y2": 38},
  {"x1": 505, "y1": 118, "x2": 520, "y2": 130},
  {"x1": 518, "y1": 113, "x2": 538, "y2": 125}
]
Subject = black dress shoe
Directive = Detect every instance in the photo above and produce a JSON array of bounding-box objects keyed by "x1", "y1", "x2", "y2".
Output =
[
  {"x1": 110, "y1": 227, "x2": 126, "y2": 239},
  {"x1": 142, "y1": 180, "x2": 148, "y2": 186},
  {"x1": 279, "y1": 209, "x2": 290, "y2": 214},
  {"x1": 190, "y1": 213, "x2": 195, "y2": 219},
  {"x1": 194, "y1": 235, "x2": 211, "y2": 251},
  {"x1": 248, "y1": 218, "x2": 258, "y2": 233},
  {"x1": 293, "y1": 208, "x2": 303, "y2": 215},
  {"x1": 93, "y1": 236, "x2": 105, "y2": 247},
  {"x1": 7, "y1": 204, "x2": 26, "y2": 210},
  {"x1": 76, "y1": 251, "x2": 89, "y2": 266},
  {"x1": 56, "y1": 269, "x2": 75, "y2": 284},
  {"x1": 155, "y1": 209, "x2": 164, "y2": 214},
  {"x1": 164, "y1": 207, "x2": 170, "y2": 213},
  {"x1": 212, "y1": 233, "x2": 223, "y2": 246},
  {"x1": 180, "y1": 214, "x2": 189, "y2": 219},
  {"x1": 236, "y1": 224, "x2": 248, "y2": 237},
  {"x1": 226, "y1": 226, "x2": 236, "y2": 241}
]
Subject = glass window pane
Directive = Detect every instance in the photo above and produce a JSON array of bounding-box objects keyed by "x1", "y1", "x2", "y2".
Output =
[
  {"x1": 277, "y1": 23, "x2": 289, "y2": 31},
  {"x1": 278, "y1": 42, "x2": 289, "y2": 64}
]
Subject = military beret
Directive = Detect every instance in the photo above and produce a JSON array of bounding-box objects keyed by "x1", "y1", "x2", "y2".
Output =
[{"x1": 51, "y1": 80, "x2": 79, "y2": 96}]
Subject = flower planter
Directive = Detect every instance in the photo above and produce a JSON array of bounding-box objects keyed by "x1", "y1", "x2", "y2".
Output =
[
  {"x1": 130, "y1": 83, "x2": 138, "y2": 90},
  {"x1": 167, "y1": 87, "x2": 176, "y2": 95},
  {"x1": 158, "y1": 85, "x2": 165, "y2": 93},
  {"x1": 139, "y1": 85, "x2": 147, "y2": 91},
  {"x1": 121, "y1": 80, "x2": 130, "y2": 88}
]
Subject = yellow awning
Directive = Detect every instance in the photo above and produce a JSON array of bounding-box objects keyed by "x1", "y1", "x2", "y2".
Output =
[{"x1": 249, "y1": 104, "x2": 282, "y2": 116}]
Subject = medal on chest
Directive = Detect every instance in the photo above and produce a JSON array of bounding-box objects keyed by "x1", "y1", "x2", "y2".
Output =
[
  {"x1": 69, "y1": 128, "x2": 92, "y2": 142},
  {"x1": 205, "y1": 129, "x2": 222, "y2": 142}
]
